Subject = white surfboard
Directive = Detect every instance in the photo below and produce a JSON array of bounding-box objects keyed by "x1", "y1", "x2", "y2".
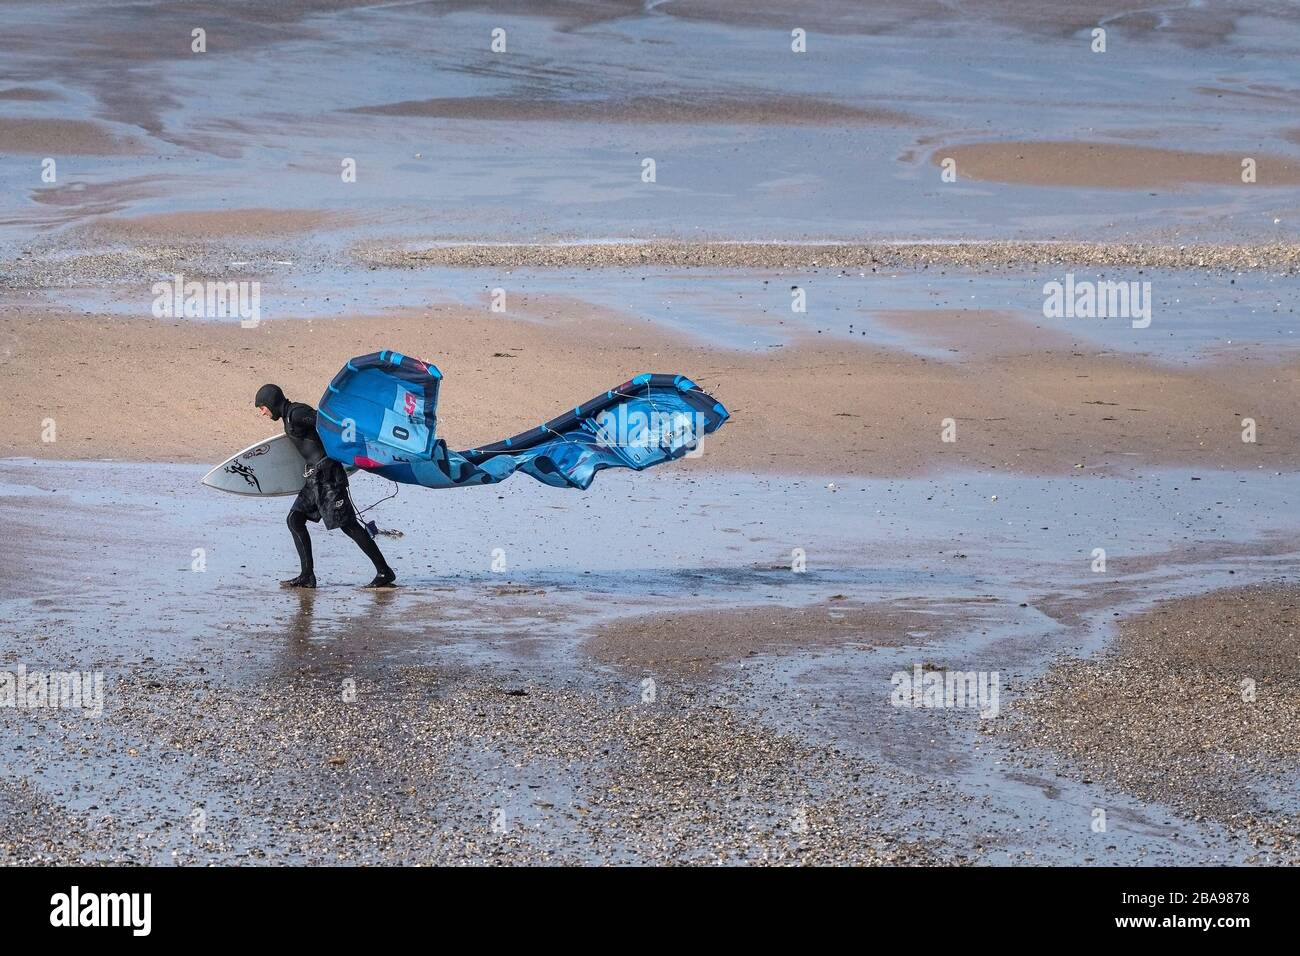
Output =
[{"x1": 202, "y1": 434, "x2": 308, "y2": 496}]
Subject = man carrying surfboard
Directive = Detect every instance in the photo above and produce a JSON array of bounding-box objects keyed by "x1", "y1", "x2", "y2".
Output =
[{"x1": 254, "y1": 384, "x2": 397, "y2": 589}]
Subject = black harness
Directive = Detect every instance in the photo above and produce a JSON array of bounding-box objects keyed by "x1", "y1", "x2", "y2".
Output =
[{"x1": 281, "y1": 401, "x2": 327, "y2": 467}]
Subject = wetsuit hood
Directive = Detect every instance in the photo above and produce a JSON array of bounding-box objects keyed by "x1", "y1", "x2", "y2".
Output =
[{"x1": 255, "y1": 384, "x2": 288, "y2": 421}]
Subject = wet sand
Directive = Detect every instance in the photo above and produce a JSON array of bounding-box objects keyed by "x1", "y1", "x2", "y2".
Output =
[
  {"x1": 0, "y1": 87, "x2": 60, "y2": 102},
  {"x1": 994, "y1": 583, "x2": 1300, "y2": 859},
  {"x1": 0, "y1": 117, "x2": 143, "y2": 155},
  {"x1": 4, "y1": 306, "x2": 1299, "y2": 477},
  {"x1": 935, "y1": 141, "x2": 1300, "y2": 189},
  {"x1": 4, "y1": 0, "x2": 1300, "y2": 245},
  {"x1": 584, "y1": 598, "x2": 951, "y2": 678},
  {"x1": 350, "y1": 94, "x2": 914, "y2": 126},
  {"x1": 5, "y1": 458, "x2": 1298, "y2": 864},
  {"x1": 89, "y1": 209, "x2": 341, "y2": 240},
  {"x1": 661, "y1": 0, "x2": 1262, "y2": 46}
]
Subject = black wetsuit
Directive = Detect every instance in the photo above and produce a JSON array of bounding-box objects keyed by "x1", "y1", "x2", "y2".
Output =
[{"x1": 255, "y1": 384, "x2": 394, "y2": 587}]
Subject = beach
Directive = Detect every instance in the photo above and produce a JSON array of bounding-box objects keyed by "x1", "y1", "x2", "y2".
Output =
[
  {"x1": 2, "y1": 0, "x2": 1300, "y2": 866},
  {"x1": 5, "y1": 304, "x2": 1300, "y2": 476}
]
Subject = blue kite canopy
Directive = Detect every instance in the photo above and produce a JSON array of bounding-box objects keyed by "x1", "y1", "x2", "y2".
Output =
[
  {"x1": 316, "y1": 352, "x2": 729, "y2": 491},
  {"x1": 317, "y1": 350, "x2": 441, "y2": 459}
]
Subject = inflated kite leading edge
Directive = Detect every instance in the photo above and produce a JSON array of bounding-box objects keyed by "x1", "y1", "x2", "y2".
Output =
[{"x1": 316, "y1": 351, "x2": 729, "y2": 490}]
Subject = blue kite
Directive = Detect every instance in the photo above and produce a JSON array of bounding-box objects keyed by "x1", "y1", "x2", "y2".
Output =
[{"x1": 314, "y1": 351, "x2": 729, "y2": 490}]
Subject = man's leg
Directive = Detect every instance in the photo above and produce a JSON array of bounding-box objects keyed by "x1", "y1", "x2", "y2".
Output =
[
  {"x1": 340, "y1": 516, "x2": 396, "y2": 587},
  {"x1": 283, "y1": 510, "x2": 317, "y2": 588}
]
